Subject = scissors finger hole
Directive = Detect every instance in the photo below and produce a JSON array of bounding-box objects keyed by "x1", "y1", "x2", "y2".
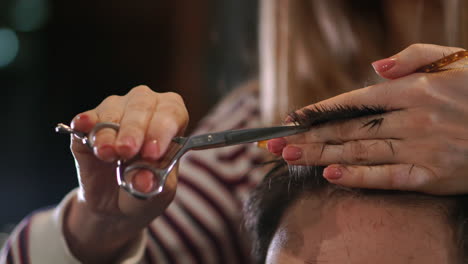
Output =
[
  {"x1": 127, "y1": 168, "x2": 158, "y2": 194},
  {"x1": 117, "y1": 161, "x2": 168, "y2": 199},
  {"x1": 88, "y1": 122, "x2": 120, "y2": 147}
]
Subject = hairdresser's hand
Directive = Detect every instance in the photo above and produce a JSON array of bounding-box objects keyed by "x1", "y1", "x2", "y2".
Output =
[
  {"x1": 267, "y1": 44, "x2": 468, "y2": 195},
  {"x1": 65, "y1": 85, "x2": 188, "y2": 263}
]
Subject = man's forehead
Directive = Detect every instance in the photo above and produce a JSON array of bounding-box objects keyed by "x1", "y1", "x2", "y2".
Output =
[{"x1": 266, "y1": 195, "x2": 458, "y2": 264}]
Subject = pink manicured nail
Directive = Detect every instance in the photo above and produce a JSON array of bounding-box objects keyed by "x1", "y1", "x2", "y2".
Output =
[
  {"x1": 71, "y1": 114, "x2": 90, "y2": 130},
  {"x1": 142, "y1": 140, "x2": 160, "y2": 160},
  {"x1": 267, "y1": 138, "x2": 287, "y2": 154},
  {"x1": 282, "y1": 146, "x2": 302, "y2": 161},
  {"x1": 117, "y1": 136, "x2": 137, "y2": 158},
  {"x1": 323, "y1": 166, "x2": 343, "y2": 180},
  {"x1": 93, "y1": 144, "x2": 116, "y2": 162},
  {"x1": 118, "y1": 136, "x2": 136, "y2": 148},
  {"x1": 76, "y1": 114, "x2": 89, "y2": 122},
  {"x1": 371, "y1": 58, "x2": 396, "y2": 73},
  {"x1": 132, "y1": 170, "x2": 155, "y2": 193}
]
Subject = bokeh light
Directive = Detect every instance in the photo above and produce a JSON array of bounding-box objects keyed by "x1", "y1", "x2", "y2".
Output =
[
  {"x1": 0, "y1": 28, "x2": 19, "y2": 68},
  {"x1": 10, "y1": 0, "x2": 50, "y2": 32}
]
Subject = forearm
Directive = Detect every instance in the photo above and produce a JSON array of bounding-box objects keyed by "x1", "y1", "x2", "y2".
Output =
[{"x1": 63, "y1": 196, "x2": 145, "y2": 264}]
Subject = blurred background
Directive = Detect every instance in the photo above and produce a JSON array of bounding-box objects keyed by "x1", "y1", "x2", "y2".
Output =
[{"x1": 0, "y1": 0, "x2": 258, "y2": 243}]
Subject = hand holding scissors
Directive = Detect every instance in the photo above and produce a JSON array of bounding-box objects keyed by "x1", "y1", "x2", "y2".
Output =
[{"x1": 57, "y1": 122, "x2": 309, "y2": 199}]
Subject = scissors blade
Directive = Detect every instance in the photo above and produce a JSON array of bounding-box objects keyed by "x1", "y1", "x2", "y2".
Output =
[{"x1": 185, "y1": 125, "x2": 309, "y2": 150}]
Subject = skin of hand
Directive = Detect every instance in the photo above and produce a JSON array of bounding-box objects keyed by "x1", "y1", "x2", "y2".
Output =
[
  {"x1": 64, "y1": 85, "x2": 189, "y2": 263},
  {"x1": 266, "y1": 44, "x2": 468, "y2": 195}
]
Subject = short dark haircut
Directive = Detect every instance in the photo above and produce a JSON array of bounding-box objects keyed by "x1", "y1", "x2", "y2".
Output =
[{"x1": 243, "y1": 106, "x2": 468, "y2": 263}]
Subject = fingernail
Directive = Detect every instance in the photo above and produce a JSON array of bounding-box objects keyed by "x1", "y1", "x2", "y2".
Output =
[
  {"x1": 71, "y1": 114, "x2": 89, "y2": 129},
  {"x1": 142, "y1": 140, "x2": 160, "y2": 160},
  {"x1": 267, "y1": 138, "x2": 287, "y2": 154},
  {"x1": 323, "y1": 166, "x2": 343, "y2": 180},
  {"x1": 77, "y1": 114, "x2": 89, "y2": 122},
  {"x1": 371, "y1": 58, "x2": 396, "y2": 73},
  {"x1": 282, "y1": 146, "x2": 302, "y2": 161},
  {"x1": 132, "y1": 170, "x2": 155, "y2": 193},
  {"x1": 94, "y1": 144, "x2": 116, "y2": 162},
  {"x1": 117, "y1": 136, "x2": 137, "y2": 158}
]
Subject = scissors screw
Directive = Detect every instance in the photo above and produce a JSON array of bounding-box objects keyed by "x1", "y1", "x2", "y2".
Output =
[{"x1": 207, "y1": 135, "x2": 213, "y2": 142}]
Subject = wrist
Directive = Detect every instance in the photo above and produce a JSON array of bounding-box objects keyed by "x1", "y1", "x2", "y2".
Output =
[{"x1": 63, "y1": 195, "x2": 145, "y2": 263}]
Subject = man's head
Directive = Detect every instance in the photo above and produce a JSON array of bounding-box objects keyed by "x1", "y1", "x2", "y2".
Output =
[{"x1": 244, "y1": 163, "x2": 468, "y2": 263}]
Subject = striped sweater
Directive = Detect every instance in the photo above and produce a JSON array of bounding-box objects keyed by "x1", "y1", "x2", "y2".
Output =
[{"x1": 0, "y1": 88, "x2": 268, "y2": 264}]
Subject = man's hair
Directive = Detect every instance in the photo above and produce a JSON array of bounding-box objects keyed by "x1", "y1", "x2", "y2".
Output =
[
  {"x1": 243, "y1": 162, "x2": 468, "y2": 263},
  {"x1": 243, "y1": 106, "x2": 468, "y2": 263}
]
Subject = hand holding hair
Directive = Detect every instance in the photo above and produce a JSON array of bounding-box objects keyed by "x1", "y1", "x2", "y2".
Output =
[{"x1": 267, "y1": 44, "x2": 468, "y2": 195}]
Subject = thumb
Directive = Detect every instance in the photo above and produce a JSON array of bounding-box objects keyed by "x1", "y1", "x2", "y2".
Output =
[{"x1": 371, "y1": 43, "x2": 465, "y2": 79}]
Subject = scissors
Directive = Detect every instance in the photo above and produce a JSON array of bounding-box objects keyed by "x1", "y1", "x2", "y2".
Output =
[{"x1": 56, "y1": 122, "x2": 309, "y2": 199}]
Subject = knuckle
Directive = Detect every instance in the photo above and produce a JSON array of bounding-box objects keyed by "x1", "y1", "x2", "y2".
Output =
[
  {"x1": 396, "y1": 43, "x2": 429, "y2": 64},
  {"x1": 123, "y1": 119, "x2": 146, "y2": 132},
  {"x1": 127, "y1": 99, "x2": 154, "y2": 113},
  {"x1": 172, "y1": 107, "x2": 189, "y2": 125},
  {"x1": 413, "y1": 74, "x2": 446, "y2": 105},
  {"x1": 407, "y1": 43, "x2": 425, "y2": 51},
  {"x1": 407, "y1": 166, "x2": 432, "y2": 189},
  {"x1": 131, "y1": 85, "x2": 153, "y2": 94},
  {"x1": 126, "y1": 85, "x2": 155, "y2": 98},
  {"x1": 164, "y1": 92, "x2": 184, "y2": 104},
  {"x1": 119, "y1": 124, "x2": 145, "y2": 141},
  {"x1": 105, "y1": 94, "x2": 121, "y2": 102},
  {"x1": 304, "y1": 144, "x2": 325, "y2": 163},
  {"x1": 405, "y1": 43, "x2": 428, "y2": 56},
  {"x1": 411, "y1": 75, "x2": 434, "y2": 98},
  {"x1": 390, "y1": 165, "x2": 429, "y2": 190},
  {"x1": 157, "y1": 116, "x2": 179, "y2": 134},
  {"x1": 343, "y1": 141, "x2": 369, "y2": 163},
  {"x1": 157, "y1": 103, "x2": 179, "y2": 115},
  {"x1": 350, "y1": 166, "x2": 366, "y2": 186},
  {"x1": 158, "y1": 102, "x2": 188, "y2": 121},
  {"x1": 94, "y1": 128, "x2": 117, "y2": 144},
  {"x1": 334, "y1": 123, "x2": 351, "y2": 142},
  {"x1": 99, "y1": 112, "x2": 121, "y2": 124},
  {"x1": 389, "y1": 169, "x2": 408, "y2": 188},
  {"x1": 99, "y1": 95, "x2": 122, "y2": 107},
  {"x1": 431, "y1": 141, "x2": 459, "y2": 168},
  {"x1": 410, "y1": 111, "x2": 437, "y2": 133},
  {"x1": 413, "y1": 72, "x2": 465, "y2": 111}
]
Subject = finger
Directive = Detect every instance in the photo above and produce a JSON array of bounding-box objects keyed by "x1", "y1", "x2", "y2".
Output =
[
  {"x1": 267, "y1": 137, "x2": 287, "y2": 155},
  {"x1": 284, "y1": 111, "x2": 402, "y2": 145},
  {"x1": 284, "y1": 106, "x2": 438, "y2": 146},
  {"x1": 371, "y1": 44, "x2": 464, "y2": 79},
  {"x1": 142, "y1": 92, "x2": 189, "y2": 160},
  {"x1": 322, "y1": 164, "x2": 435, "y2": 192},
  {"x1": 118, "y1": 166, "x2": 178, "y2": 218},
  {"x1": 115, "y1": 85, "x2": 158, "y2": 160},
  {"x1": 91, "y1": 95, "x2": 126, "y2": 161},
  {"x1": 283, "y1": 139, "x2": 402, "y2": 166},
  {"x1": 70, "y1": 110, "x2": 100, "y2": 155},
  {"x1": 71, "y1": 111, "x2": 99, "y2": 133}
]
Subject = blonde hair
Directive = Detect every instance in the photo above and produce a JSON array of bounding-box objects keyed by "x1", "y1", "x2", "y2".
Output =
[{"x1": 259, "y1": 0, "x2": 468, "y2": 125}]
